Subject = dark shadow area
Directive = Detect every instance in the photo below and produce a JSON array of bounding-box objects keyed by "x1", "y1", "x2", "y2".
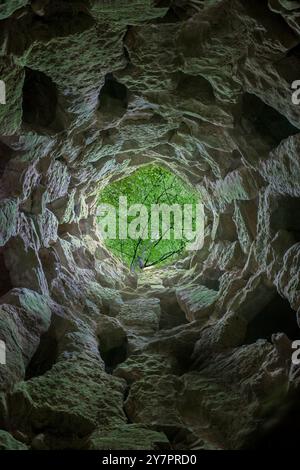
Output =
[
  {"x1": 248, "y1": 391, "x2": 300, "y2": 450},
  {"x1": 158, "y1": 7, "x2": 182, "y2": 23},
  {"x1": 57, "y1": 222, "x2": 81, "y2": 238},
  {"x1": 177, "y1": 72, "x2": 215, "y2": 104},
  {"x1": 26, "y1": 330, "x2": 58, "y2": 380},
  {"x1": 0, "y1": 248, "x2": 12, "y2": 298},
  {"x1": 275, "y1": 42, "x2": 300, "y2": 83},
  {"x1": 201, "y1": 277, "x2": 220, "y2": 291},
  {"x1": 287, "y1": 43, "x2": 300, "y2": 59},
  {"x1": 240, "y1": 93, "x2": 299, "y2": 146},
  {"x1": 243, "y1": 0, "x2": 296, "y2": 39},
  {"x1": 227, "y1": 149, "x2": 243, "y2": 172},
  {"x1": 0, "y1": 140, "x2": 14, "y2": 179},
  {"x1": 98, "y1": 73, "x2": 128, "y2": 119},
  {"x1": 245, "y1": 294, "x2": 299, "y2": 344},
  {"x1": 30, "y1": 0, "x2": 95, "y2": 37},
  {"x1": 30, "y1": 12, "x2": 94, "y2": 36},
  {"x1": 155, "y1": 0, "x2": 200, "y2": 22},
  {"x1": 270, "y1": 196, "x2": 300, "y2": 242},
  {"x1": 22, "y1": 68, "x2": 61, "y2": 131},
  {"x1": 159, "y1": 300, "x2": 188, "y2": 330},
  {"x1": 100, "y1": 342, "x2": 128, "y2": 375}
]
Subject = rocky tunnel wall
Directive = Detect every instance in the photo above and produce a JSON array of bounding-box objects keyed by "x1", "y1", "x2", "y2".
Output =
[{"x1": 0, "y1": 0, "x2": 300, "y2": 450}]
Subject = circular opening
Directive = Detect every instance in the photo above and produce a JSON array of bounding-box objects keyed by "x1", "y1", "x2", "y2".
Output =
[{"x1": 96, "y1": 164, "x2": 203, "y2": 272}]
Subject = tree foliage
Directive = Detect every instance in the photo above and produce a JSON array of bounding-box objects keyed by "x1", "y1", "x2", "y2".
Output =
[{"x1": 97, "y1": 165, "x2": 200, "y2": 271}]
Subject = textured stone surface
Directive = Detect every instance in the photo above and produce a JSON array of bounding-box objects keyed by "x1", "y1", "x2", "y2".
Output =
[
  {"x1": 9, "y1": 358, "x2": 127, "y2": 435},
  {"x1": 0, "y1": 199, "x2": 18, "y2": 246},
  {"x1": 0, "y1": 0, "x2": 299, "y2": 451},
  {"x1": 0, "y1": 289, "x2": 51, "y2": 390},
  {"x1": 0, "y1": 430, "x2": 27, "y2": 450},
  {"x1": 88, "y1": 424, "x2": 169, "y2": 451}
]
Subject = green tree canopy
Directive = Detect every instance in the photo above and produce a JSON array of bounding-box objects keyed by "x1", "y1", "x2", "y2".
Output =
[{"x1": 97, "y1": 164, "x2": 201, "y2": 271}]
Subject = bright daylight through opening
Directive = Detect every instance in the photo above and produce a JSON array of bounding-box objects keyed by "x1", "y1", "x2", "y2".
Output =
[{"x1": 96, "y1": 165, "x2": 203, "y2": 271}]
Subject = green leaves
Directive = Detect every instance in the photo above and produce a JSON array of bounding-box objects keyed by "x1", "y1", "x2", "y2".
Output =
[{"x1": 97, "y1": 165, "x2": 200, "y2": 270}]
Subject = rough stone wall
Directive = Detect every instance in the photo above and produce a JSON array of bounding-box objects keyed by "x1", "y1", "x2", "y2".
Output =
[{"x1": 0, "y1": 0, "x2": 300, "y2": 450}]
